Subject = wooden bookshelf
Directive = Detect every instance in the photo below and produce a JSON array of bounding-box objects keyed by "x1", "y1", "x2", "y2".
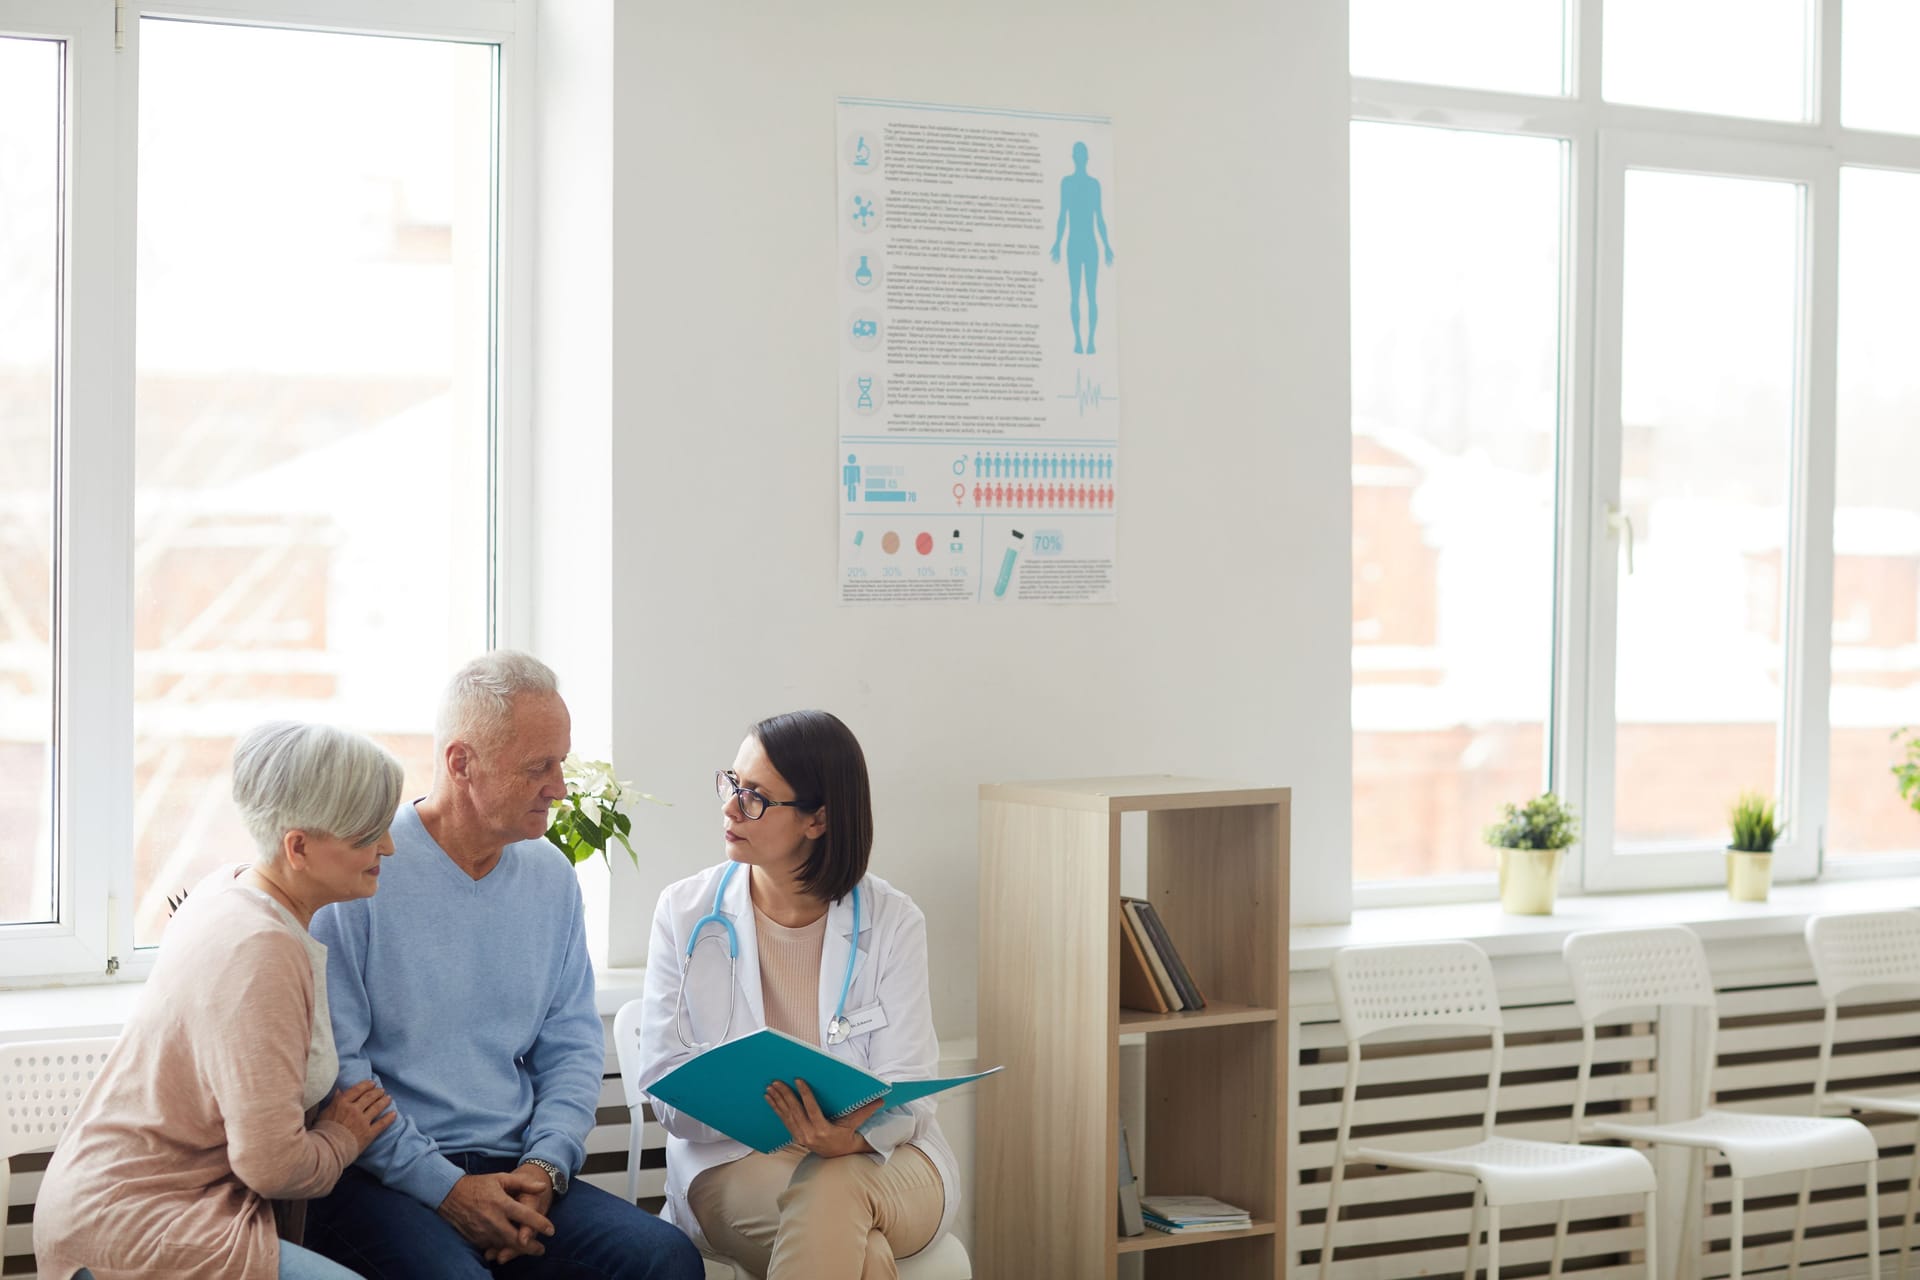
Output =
[{"x1": 977, "y1": 777, "x2": 1289, "y2": 1280}]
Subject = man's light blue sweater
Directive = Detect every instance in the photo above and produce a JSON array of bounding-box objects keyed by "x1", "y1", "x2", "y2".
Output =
[{"x1": 311, "y1": 800, "x2": 602, "y2": 1209}]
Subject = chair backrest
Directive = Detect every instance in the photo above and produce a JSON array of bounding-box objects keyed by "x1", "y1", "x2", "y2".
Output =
[
  {"x1": 1329, "y1": 941, "x2": 1506, "y2": 1141},
  {"x1": 612, "y1": 998, "x2": 646, "y2": 1112},
  {"x1": 1805, "y1": 910, "x2": 1920, "y2": 1004},
  {"x1": 1564, "y1": 926, "x2": 1719, "y2": 1118},
  {"x1": 0, "y1": 1036, "x2": 116, "y2": 1213},
  {"x1": 1330, "y1": 940, "x2": 1505, "y2": 1041},
  {"x1": 1563, "y1": 926, "x2": 1718, "y2": 1022}
]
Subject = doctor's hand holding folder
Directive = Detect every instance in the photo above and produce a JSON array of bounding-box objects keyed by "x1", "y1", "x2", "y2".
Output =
[{"x1": 647, "y1": 1026, "x2": 1003, "y2": 1155}]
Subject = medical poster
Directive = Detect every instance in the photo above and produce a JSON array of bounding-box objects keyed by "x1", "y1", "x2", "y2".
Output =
[{"x1": 836, "y1": 97, "x2": 1119, "y2": 605}]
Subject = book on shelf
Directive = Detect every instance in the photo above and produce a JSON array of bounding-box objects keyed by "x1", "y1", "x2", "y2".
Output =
[
  {"x1": 1120, "y1": 900, "x2": 1183, "y2": 1011},
  {"x1": 1116, "y1": 1118, "x2": 1145, "y2": 1236},
  {"x1": 1117, "y1": 902, "x2": 1171, "y2": 1013},
  {"x1": 1124, "y1": 896, "x2": 1207, "y2": 1010},
  {"x1": 1139, "y1": 1193, "x2": 1251, "y2": 1234}
]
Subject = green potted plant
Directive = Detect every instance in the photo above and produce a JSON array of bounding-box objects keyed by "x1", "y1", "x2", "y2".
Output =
[
  {"x1": 1726, "y1": 790, "x2": 1779, "y2": 902},
  {"x1": 1484, "y1": 793, "x2": 1579, "y2": 915},
  {"x1": 545, "y1": 754, "x2": 663, "y2": 869},
  {"x1": 1894, "y1": 728, "x2": 1920, "y2": 820}
]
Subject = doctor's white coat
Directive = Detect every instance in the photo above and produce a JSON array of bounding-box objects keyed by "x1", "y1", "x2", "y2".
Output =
[{"x1": 636, "y1": 863, "x2": 960, "y2": 1253}]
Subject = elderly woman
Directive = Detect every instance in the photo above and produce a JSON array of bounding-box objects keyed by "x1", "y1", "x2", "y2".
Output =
[
  {"x1": 34, "y1": 722, "x2": 406, "y2": 1280},
  {"x1": 637, "y1": 710, "x2": 958, "y2": 1280}
]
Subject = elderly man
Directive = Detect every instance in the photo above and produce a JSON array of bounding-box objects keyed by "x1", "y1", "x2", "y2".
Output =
[{"x1": 305, "y1": 651, "x2": 702, "y2": 1280}]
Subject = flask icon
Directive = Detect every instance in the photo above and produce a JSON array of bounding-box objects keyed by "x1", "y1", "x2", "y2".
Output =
[{"x1": 854, "y1": 255, "x2": 873, "y2": 287}]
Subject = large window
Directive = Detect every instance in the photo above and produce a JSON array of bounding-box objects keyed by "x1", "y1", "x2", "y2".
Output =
[
  {"x1": 1350, "y1": 123, "x2": 1563, "y2": 882},
  {"x1": 1830, "y1": 166, "x2": 1920, "y2": 857},
  {"x1": 1353, "y1": 0, "x2": 1920, "y2": 895},
  {"x1": 131, "y1": 20, "x2": 493, "y2": 944},
  {"x1": 0, "y1": 33, "x2": 61, "y2": 927},
  {"x1": 0, "y1": 0, "x2": 516, "y2": 977}
]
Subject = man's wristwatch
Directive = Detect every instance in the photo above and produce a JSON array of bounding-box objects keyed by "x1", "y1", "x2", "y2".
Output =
[{"x1": 524, "y1": 1156, "x2": 568, "y2": 1196}]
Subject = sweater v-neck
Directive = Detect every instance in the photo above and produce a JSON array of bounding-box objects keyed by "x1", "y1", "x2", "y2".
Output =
[{"x1": 402, "y1": 802, "x2": 514, "y2": 890}]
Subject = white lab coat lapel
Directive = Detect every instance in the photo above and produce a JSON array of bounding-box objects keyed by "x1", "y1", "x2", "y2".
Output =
[
  {"x1": 816, "y1": 880, "x2": 866, "y2": 1052},
  {"x1": 719, "y1": 863, "x2": 766, "y2": 1036}
]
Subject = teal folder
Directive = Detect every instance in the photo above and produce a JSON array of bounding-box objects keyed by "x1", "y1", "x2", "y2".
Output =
[{"x1": 646, "y1": 1027, "x2": 1003, "y2": 1154}]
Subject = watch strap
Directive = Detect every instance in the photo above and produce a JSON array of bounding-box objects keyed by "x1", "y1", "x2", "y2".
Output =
[{"x1": 524, "y1": 1156, "x2": 568, "y2": 1196}]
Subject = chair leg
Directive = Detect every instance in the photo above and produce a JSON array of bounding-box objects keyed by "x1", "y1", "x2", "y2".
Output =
[
  {"x1": 1319, "y1": 1154, "x2": 1349, "y2": 1280},
  {"x1": 1904, "y1": 1120, "x2": 1918, "y2": 1279},
  {"x1": 1731, "y1": 1177, "x2": 1746, "y2": 1280},
  {"x1": 1790, "y1": 1167, "x2": 1811, "y2": 1278},
  {"x1": 1487, "y1": 1205, "x2": 1502, "y2": 1280},
  {"x1": 1679, "y1": 1148, "x2": 1703, "y2": 1280},
  {"x1": 1550, "y1": 1197, "x2": 1569, "y2": 1280},
  {"x1": 1464, "y1": 1184, "x2": 1485, "y2": 1280},
  {"x1": 626, "y1": 1121, "x2": 643, "y2": 1204},
  {"x1": 1643, "y1": 1188, "x2": 1659, "y2": 1280},
  {"x1": 1869, "y1": 1158, "x2": 1884, "y2": 1280}
]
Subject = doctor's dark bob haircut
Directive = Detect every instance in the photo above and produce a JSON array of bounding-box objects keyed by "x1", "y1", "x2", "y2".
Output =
[{"x1": 752, "y1": 709, "x2": 872, "y2": 904}]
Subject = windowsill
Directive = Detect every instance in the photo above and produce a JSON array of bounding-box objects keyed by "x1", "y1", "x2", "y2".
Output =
[
  {"x1": 1289, "y1": 874, "x2": 1920, "y2": 971},
  {"x1": 0, "y1": 961, "x2": 656, "y2": 1044}
]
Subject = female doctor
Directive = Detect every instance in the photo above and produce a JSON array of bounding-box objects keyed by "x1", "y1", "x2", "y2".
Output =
[{"x1": 636, "y1": 710, "x2": 956, "y2": 1280}]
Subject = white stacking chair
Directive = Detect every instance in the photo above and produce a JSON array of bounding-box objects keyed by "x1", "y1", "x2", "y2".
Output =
[
  {"x1": 1320, "y1": 941, "x2": 1658, "y2": 1280},
  {"x1": 0, "y1": 1036, "x2": 116, "y2": 1220},
  {"x1": 1805, "y1": 910, "x2": 1920, "y2": 1277},
  {"x1": 611, "y1": 999, "x2": 972, "y2": 1280},
  {"x1": 1564, "y1": 926, "x2": 1882, "y2": 1280}
]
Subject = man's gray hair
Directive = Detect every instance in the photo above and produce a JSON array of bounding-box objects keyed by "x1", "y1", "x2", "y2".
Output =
[
  {"x1": 232, "y1": 721, "x2": 405, "y2": 859},
  {"x1": 435, "y1": 649, "x2": 560, "y2": 753}
]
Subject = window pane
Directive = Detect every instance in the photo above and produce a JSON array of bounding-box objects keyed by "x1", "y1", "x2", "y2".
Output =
[
  {"x1": 134, "y1": 20, "x2": 493, "y2": 943},
  {"x1": 1843, "y1": 0, "x2": 1920, "y2": 135},
  {"x1": 1614, "y1": 171, "x2": 1799, "y2": 847},
  {"x1": 1604, "y1": 0, "x2": 1812, "y2": 122},
  {"x1": 0, "y1": 36, "x2": 61, "y2": 926},
  {"x1": 1831, "y1": 167, "x2": 1920, "y2": 855},
  {"x1": 1351, "y1": 0, "x2": 1566, "y2": 96},
  {"x1": 1352, "y1": 123, "x2": 1563, "y2": 880}
]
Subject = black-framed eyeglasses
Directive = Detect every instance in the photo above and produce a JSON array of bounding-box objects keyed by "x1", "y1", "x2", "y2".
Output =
[{"x1": 716, "y1": 770, "x2": 810, "y2": 821}]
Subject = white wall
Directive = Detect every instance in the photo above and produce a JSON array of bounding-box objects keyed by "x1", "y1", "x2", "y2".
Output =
[{"x1": 581, "y1": 0, "x2": 1353, "y2": 1037}]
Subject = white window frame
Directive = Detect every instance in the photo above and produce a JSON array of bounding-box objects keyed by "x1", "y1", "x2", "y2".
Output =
[
  {"x1": 1583, "y1": 130, "x2": 1832, "y2": 892},
  {"x1": 1353, "y1": 0, "x2": 1920, "y2": 905},
  {"x1": 0, "y1": 0, "x2": 533, "y2": 982}
]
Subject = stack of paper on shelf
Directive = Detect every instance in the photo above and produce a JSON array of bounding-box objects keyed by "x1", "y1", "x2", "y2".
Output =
[
  {"x1": 1117, "y1": 897, "x2": 1206, "y2": 1012},
  {"x1": 1138, "y1": 1194, "x2": 1252, "y2": 1234}
]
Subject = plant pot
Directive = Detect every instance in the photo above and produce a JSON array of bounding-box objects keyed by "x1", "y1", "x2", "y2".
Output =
[
  {"x1": 1497, "y1": 846, "x2": 1564, "y2": 915},
  {"x1": 1726, "y1": 849, "x2": 1773, "y2": 902}
]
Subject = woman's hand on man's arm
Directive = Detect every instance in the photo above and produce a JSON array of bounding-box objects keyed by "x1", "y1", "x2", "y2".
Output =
[{"x1": 317, "y1": 1079, "x2": 397, "y2": 1156}]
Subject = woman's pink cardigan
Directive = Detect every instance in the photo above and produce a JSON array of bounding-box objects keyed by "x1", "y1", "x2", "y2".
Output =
[{"x1": 33, "y1": 878, "x2": 358, "y2": 1280}]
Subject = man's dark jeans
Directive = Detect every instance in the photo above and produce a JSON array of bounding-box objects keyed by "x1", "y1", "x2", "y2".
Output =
[{"x1": 306, "y1": 1153, "x2": 704, "y2": 1280}]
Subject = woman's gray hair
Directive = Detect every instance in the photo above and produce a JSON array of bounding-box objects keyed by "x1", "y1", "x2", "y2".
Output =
[
  {"x1": 232, "y1": 721, "x2": 405, "y2": 859},
  {"x1": 434, "y1": 649, "x2": 560, "y2": 753}
]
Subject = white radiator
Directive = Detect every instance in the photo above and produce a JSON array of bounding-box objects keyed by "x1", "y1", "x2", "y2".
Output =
[{"x1": 1290, "y1": 946, "x2": 1920, "y2": 1280}]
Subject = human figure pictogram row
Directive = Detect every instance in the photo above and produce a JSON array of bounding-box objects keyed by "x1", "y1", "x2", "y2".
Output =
[
  {"x1": 973, "y1": 451, "x2": 1113, "y2": 482},
  {"x1": 972, "y1": 483, "x2": 1114, "y2": 510}
]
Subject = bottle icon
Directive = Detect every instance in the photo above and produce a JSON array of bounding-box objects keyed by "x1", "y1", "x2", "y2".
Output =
[
  {"x1": 993, "y1": 530, "x2": 1025, "y2": 599},
  {"x1": 854, "y1": 255, "x2": 873, "y2": 287}
]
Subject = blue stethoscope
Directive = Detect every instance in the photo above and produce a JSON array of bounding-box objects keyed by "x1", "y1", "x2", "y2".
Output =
[{"x1": 673, "y1": 861, "x2": 862, "y2": 1050}]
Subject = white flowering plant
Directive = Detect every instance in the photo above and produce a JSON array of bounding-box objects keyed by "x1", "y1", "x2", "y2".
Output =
[{"x1": 546, "y1": 754, "x2": 663, "y2": 869}]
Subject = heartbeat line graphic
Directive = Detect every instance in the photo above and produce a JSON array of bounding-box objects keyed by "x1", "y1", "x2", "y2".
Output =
[{"x1": 1057, "y1": 371, "x2": 1118, "y2": 417}]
